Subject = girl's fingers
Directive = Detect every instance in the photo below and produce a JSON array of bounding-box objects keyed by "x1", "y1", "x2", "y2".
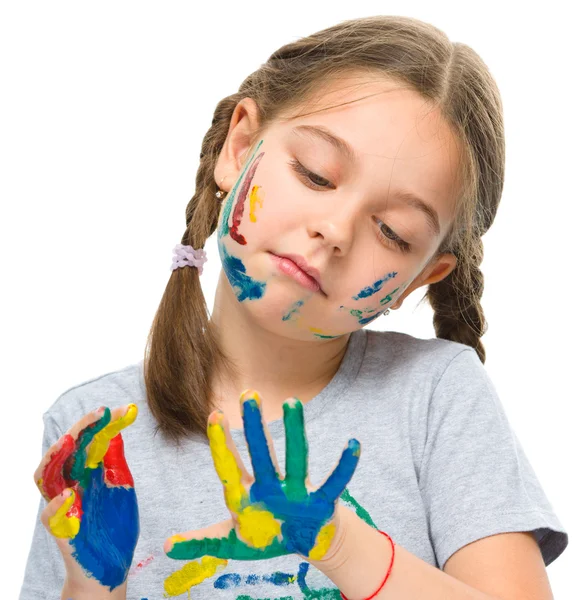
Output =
[
  {"x1": 282, "y1": 397, "x2": 309, "y2": 501},
  {"x1": 40, "y1": 488, "x2": 82, "y2": 541},
  {"x1": 239, "y1": 390, "x2": 284, "y2": 496},
  {"x1": 311, "y1": 439, "x2": 361, "y2": 504},
  {"x1": 163, "y1": 518, "x2": 235, "y2": 555},
  {"x1": 35, "y1": 404, "x2": 137, "y2": 500},
  {"x1": 85, "y1": 403, "x2": 137, "y2": 469},
  {"x1": 207, "y1": 410, "x2": 253, "y2": 514},
  {"x1": 34, "y1": 407, "x2": 104, "y2": 488}
]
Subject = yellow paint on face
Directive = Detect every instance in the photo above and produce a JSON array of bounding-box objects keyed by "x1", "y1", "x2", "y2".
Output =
[
  {"x1": 248, "y1": 185, "x2": 264, "y2": 222},
  {"x1": 237, "y1": 504, "x2": 282, "y2": 548},
  {"x1": 86, "y1": 404, "x2": 138, "y2": 469},
  {"x1": 163, "y1": 556, "x2": 228, "y2": 597},
  {"x1": 309, "y1": 326, "x2": 333, "y2": 336},
  {"x1": 208, "y1": 419, "x2": 247, "y2": 513},
  {"x1": 307, "y1": 522, "x2": 336, "y2": 561},
  {"x1": 49, "y1": 490, "x2": 80, "y2": 539}
]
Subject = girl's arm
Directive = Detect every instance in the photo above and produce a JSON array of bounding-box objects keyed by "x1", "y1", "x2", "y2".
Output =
[
  {"x1": 311, "y1": 504, "x2": 495, "y2": 599},
  {"x1": 312, "y1": 503, "x2": 551, "y2": 600}
]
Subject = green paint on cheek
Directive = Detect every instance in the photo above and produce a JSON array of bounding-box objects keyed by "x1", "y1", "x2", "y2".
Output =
[
  {"x1": 219, "y1": 139, "x2": 265, "y2": 238},
  {"x1": 379, "y1": 285, "x2": 401, "y2": 305}
]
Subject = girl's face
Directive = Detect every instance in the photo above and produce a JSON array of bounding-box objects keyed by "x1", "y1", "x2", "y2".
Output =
[{"x1": 214, "y1": 76, "x2": 461, "y2": 341}]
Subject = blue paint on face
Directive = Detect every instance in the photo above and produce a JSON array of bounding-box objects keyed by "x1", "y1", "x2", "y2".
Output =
[
  {"x1": 352, "y1": 271, "x2": 398, "y2": 300},
  {"x1": 70, "y1": 465, "x2": 139, "y2": 591},
  {"x1": 242, "y1": 398, "x2": 360, "y2": 557},
  {"x1": 218, "y1": 241, "x2": 267, "y2": 302},
  {"x1": 282, "y1": 299, "x2": 304, "y2": 321},
  {"x1": 358, "y1": 310, "x2": 386, "y2": 325}
]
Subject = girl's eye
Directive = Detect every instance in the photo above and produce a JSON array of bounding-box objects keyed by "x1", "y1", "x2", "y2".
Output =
[
  {"x1": 289, "y1": 158, "x2": 335, "y2": 190},
  {"x1": 289, "y1": 158, "x2": 411, "y2": 254},
  {"x1": 374, "y1": 218, "x2": 412, "y2": 254}
]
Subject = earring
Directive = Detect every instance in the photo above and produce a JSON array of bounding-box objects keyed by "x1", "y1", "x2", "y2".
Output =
[{"x1": 215, "y1": 175, "x2": 228, "y2": 200}]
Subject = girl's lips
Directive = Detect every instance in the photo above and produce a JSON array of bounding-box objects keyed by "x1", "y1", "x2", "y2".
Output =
[{"x1": 270, "y1": 253, "x2": 323, "y2": 294}]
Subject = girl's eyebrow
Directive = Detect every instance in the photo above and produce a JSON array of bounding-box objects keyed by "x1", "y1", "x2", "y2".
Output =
[
  {"x1": 290, "y1": 124, "x2": 441, "y2": 237},
  {"x1": 291, "y1": 124, "x2": 358, "y2": 165}
]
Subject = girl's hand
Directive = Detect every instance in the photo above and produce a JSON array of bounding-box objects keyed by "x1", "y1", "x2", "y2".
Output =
[
  {"x1": 164, "y1": 390, "x2": 360, "y2": 563},
  {"x1": 34, "y1": 404, "x2": 140, "y2": 592}
]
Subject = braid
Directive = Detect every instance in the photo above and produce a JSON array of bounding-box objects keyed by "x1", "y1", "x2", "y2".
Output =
[{"x1": 426, "y1": 236, "x2": 488, "y2": 364}]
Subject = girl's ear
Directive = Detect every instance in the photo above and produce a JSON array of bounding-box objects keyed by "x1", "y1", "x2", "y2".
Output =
[
  {"x1": 393, "y1": 253, "x2": 457, "y2": 307},
  {"x1": 214, "y1": 97, "x2": 262, "y2": 190}
]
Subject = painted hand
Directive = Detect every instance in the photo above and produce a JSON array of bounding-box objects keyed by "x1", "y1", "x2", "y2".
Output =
[
  {"x1": 164, "y1": 390, "x2": 361, "y2": 564},
  {"x1": 35, "y1": 404, "x2": 139, "y2": 591}
]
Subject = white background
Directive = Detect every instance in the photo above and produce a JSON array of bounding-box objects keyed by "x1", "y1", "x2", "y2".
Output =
[{"x1": 2, "y1": 1, "x2": 585, "y2": 598}]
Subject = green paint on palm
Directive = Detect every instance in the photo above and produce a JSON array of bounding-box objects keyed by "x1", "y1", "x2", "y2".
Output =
[{"x1": 283, "y1": 399, "x2": 308, "y2": 501}]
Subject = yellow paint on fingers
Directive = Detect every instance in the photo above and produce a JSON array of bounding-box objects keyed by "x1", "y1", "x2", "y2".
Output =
[
  {"x1": 208, "y1": 418, "x2": 247, "y2": 513},
  {"x1": 163, "y1": 556, "x2": 228, "y2": 597},
  {"x1": 49, "y1": 490, "x2": 80, "y2": 539},
  {"x1": 86, "y1": 404, "x2": 138, "y2": 469}
]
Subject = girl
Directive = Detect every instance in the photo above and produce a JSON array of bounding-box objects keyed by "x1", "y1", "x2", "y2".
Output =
[{"x1": 19, "y1": 14, "x2": 568, "y2": 600}]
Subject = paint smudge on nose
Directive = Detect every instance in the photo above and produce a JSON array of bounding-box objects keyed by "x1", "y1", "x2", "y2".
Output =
[
  {"x1": 249, "y1": 185, "x2": 265, "y2": 222},
  {"x1": 352, "y1": 271, "x2": 398, "y2": 300},
  {"x1": 219, "y1": 241, "x2": 267, "y2": 302}
]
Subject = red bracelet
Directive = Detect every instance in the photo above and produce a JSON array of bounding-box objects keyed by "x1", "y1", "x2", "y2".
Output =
[{"x1": 340, "y1": 530, "x2": 395, "y2": 600}]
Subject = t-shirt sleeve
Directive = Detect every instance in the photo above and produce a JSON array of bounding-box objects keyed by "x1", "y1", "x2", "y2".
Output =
[
  {"x1": 418, "y1": 348, "x2": 569, "y2": 571},
  {"x1": 18, "y1": 412, "x2": 67, "y2": 599}
]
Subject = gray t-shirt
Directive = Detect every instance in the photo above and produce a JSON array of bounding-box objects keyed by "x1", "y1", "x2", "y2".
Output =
[{"x1": 19, "y1": 328, "x2": 569, "y2": 599}]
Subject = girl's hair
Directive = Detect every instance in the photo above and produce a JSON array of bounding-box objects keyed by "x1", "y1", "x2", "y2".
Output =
[{"x1": 144, "y1": 15, "x2": 505, "y2": 444}]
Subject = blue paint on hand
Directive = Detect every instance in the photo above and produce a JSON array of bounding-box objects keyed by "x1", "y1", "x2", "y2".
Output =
[{"x1": 70, "y1": 465, "x2": 139, "y2": 590}]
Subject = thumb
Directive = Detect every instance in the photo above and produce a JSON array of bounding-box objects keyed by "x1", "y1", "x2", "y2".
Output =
[
  {"x1": 41, "y1": 487, "x2": 81, "y2": 541},
  {"x1": 164, "y1": 517, "x2": 235, "y2": 554}
]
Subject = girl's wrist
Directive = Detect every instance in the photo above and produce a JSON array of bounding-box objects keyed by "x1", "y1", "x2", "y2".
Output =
[
  {"x1": 309, "y1": 504, "x2": 393, "y2": 597},
  {"x1": 62, "y1": 577, "x2": 127, "y2": 600}
]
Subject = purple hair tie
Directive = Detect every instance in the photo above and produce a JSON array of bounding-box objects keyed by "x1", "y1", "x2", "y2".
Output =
[{"x1": 171, "y1": 244, "x2": 207, "y2": 275}]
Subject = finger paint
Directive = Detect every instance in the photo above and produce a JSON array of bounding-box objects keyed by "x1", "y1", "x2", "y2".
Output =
[
  {"x1": 70, "y1": 464, "x2": 139, "y2": 590},
  {"x1": 85, "y1": 404, "x2": 137, "y2": 470},
  {"x1": 218, "y1": 242, "x2": 267, "y2": 302},
  {"x1": 207, "y1": 419, "x2": 248, "y2": 513},
  {"x1": 219, "y1": 139, "x2": 264, "y2": 239},
  {"x1": 229, "y1": 152, "x2": 265, "y2": 245},
  {"x1": 248, "y1": 185, "x2": 265, "y2": 223},
  {"x1": 49, "y1": 488, "x2": 80, "y2": 539},
  {"x1": 39, "y1": 434, "x2": 75, "y2": 500},
  {"x1": 103, "y1": 433, "x2": 134, "y2": 487},
  {"x1": 163, "y1": 556, "x2": 228, "y2": 597},
  {"x1": 352, "y1": 270, "x2": 398, "y2": 299}
]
